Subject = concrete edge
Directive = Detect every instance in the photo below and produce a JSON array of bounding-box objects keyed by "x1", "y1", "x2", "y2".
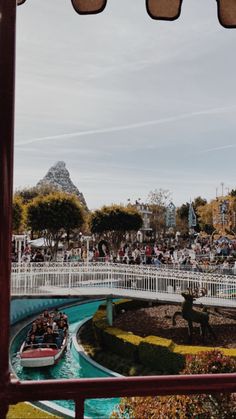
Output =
[{"x1": 72, "y1": 316, "x2": 123, "y2": 378}]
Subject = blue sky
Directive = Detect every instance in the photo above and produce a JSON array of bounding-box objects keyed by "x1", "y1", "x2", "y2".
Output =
[{"x1": 15, "y1": 0, "x2": 236, "y2": 209}]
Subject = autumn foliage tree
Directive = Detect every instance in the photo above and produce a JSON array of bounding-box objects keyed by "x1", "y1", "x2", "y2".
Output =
[
  {"x1": 12, "y1": 196, "x2": 24, "y2": 233},
  {"x1": 26, "y1": 192, "x2": 85, "y2": 258},
  {"x1": 15, "y1": 184, "x2": 59, "y2": 204},
  {"x1": 113, "y1": 350, "x2": 236, "y2": 419},
  {"x1": 196, "y1": 201, "x2": 214, "y2": 234},
  {"x1": 89, "y1": 205, "x2": 143, "y2": 251}
]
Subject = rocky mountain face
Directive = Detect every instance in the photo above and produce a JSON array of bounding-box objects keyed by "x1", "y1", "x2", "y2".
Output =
[{"x1": 37, "y1": 161, "x2": 87, "y2": 208}]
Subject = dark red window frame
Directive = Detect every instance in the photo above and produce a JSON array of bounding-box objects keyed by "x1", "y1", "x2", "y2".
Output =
[{"x1": 0, "y1": 1, "x2": 236, "y2": 418}]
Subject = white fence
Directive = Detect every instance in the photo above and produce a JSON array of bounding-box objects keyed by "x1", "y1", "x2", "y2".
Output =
[{"x1": 10, "y1": 262, "x2": 236, "y2": 306}]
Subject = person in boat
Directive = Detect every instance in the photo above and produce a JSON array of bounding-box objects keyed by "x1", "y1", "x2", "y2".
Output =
[
  {"x1": 58, "y1": 313, "x2": 68, "y2": 328},
  {"x1": 56, "y1": 319, "x2": 67, "y2": 344},
  {"x1": 34, "y1": 318, "x2": 46, "y2": 336},
  {"x1": 42, "y1": 309, "x2": 50, "y2": 319},
  {"x1": 57, "y1": 319, "x2": 68, "y2": 334},
  {"x1": 55, "y1": 320, "x2": 67, "y2": 347},
  {"x1": 51, "y1": 307, "x2": 60, "y2": 321},
  {"x1": 43, "y1": 326, "x2": 57, "y2": 347},
  {"x1": 27, "y1": 322, "x2": 38, "y2": 337},
  {"x1": 26, "y1": 333, "x2": 38, "y2": 348},
  {"x1": 47, "y1": 313, "x2": 58, "y2": 331}
]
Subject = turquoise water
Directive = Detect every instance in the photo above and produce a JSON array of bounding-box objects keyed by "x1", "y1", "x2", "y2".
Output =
[{"x1": 10, "y1": 300, "x2": 120, "y2": 418}]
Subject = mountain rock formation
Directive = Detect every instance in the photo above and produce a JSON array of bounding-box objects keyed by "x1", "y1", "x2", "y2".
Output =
[{"x1": 37, "y1": 161, "x2": 87, "y2": 208}]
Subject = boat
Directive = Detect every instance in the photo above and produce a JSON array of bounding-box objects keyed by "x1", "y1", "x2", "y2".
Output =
[
  {"x1": 20, "y1": 338, "x2": 68, "y2": 368},
  {"x1": 20, "y1": 315, "x2": 69, "y2": 368}
]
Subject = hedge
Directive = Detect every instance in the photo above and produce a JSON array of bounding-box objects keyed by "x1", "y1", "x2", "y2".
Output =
[
  {"x1": 139, "y1": 336, "x2": 185, "y2": 374},
  {"x1": 92, "y1": 300, "x2": 236, "y2": 374},
  {"x1": 102, "y1": 327, "x2": 143, "y2": 361},
  {"x1": 174, "y1": 344, "x2": 236, "y2": 359}
]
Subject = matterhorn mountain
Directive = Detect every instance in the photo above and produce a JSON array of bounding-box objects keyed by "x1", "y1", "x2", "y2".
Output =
[{"x1": 37, "y1": 161, "x2": 87, "y2": 208}]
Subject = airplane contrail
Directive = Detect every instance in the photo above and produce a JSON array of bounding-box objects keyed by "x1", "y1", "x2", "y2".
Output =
[
  {"x1": 199, "y1": 144, "x2": 236, "y2": 154},
  {"x1": 16, "y1": 105, "x2": 236, "y2": 147}
]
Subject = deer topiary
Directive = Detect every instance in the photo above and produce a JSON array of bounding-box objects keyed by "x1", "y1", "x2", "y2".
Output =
[{"x1": 172, "y1": 287, "x2": 216, "y2": 343}]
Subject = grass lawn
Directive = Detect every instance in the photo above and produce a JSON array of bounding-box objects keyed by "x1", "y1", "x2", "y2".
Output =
[{"x1": 7, "y1": 403, "x2": 62, "y2": 419}]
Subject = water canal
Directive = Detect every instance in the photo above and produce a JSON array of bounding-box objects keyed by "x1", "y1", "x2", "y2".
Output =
[{"x1": 10, "y1": 300, "x2": 120, "y2": 418}]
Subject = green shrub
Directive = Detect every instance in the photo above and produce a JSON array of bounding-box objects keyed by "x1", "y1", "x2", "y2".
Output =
[
  {"x1": 174, "y1": 344, "x2": 236, "y2": 359},
  {"x1": 102, "y1": 327, "x2": 143, "y2": 361},
  {"x1": 92, "y1": 306, "x2": 107, "y2": 344},
  {"x1": 139, "y1": 336, "x2": 185, "y2": 374}
]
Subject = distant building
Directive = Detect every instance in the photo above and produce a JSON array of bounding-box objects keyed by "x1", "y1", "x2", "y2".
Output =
[
  {"x1": 212, "y1": 196, "x2": 235, "y2": 238},
  {"x1": 133, "y1": 202, "x2": 152, "y2": 242}
]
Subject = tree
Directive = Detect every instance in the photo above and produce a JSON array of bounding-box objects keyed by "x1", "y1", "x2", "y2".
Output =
[
  {"x1": 15, "y1": 184, "x2": 59, "y2": 204},
  {"x1": 192, "y1": 196, "x2": 208, "y2": 232},
  {"x1": 192, "y1": 196, "x2": 207, "y2": 209},
  {"x1": 26, "y1": 192, "x2": 85, "y2": 258},
  {"x1": 176, "y1": 198, "x2": 208, "y2": 236},
  {"x1": 196, "y1": 201, "x2": 214, "y2": 234},
  {"x1": 230, "y1": 189, "x2": 236, "y2": 197},
  {"x1": 147, "y1": 189, "x2": 172, "y2": 239},
  {"x1": 176, "y1": 202, "x2": 189, "y2": 236},
  {"x1": 89, "y1": 205, "x2": 143, "y2": 252},
  {"x1": 12, "y1": 196, "x2": 24, "y2": 233}
]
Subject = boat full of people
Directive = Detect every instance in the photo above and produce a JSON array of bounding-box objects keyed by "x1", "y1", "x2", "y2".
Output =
[{"x1": 20, "y1": 308, "x2": 69, "y2": 368}]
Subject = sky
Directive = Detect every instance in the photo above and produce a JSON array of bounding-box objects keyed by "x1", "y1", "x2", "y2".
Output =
[{"x1": 15, "y1": 0, "x2": 236, "y2": 210}]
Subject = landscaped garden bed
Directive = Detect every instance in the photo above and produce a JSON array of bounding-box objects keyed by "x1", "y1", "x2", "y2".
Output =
[
  {"x1": 78, "y1": 300, "x2": 236, "y2": 376},
  {"x1": 113, "y1": 303, "x2": 236, "y2": 348}
]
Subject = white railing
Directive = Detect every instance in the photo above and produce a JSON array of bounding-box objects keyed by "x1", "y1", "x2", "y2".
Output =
[{"x1": 10, "y1": 262, "x2": 236, "y2": 305}]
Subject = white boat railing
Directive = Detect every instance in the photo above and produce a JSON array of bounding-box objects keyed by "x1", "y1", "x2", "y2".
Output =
[{"x1": 10, "y1": 262, "x2": 236, "y2": 304}]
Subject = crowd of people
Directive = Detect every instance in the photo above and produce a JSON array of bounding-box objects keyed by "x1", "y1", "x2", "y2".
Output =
[
  {"x1": 25, "y1": 308, "x2": 68, "y2": 349},
  {"x1": 12, "y1": 236, "x2": 236, "y2": 275}
]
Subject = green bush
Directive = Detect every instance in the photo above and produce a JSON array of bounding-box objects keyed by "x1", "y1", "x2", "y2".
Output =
[
  {"x1": 93, "y1": 303, "x2": 143, "y2": 361},
  {"x1": 139, "y1": 336, "x2": 185, "y2": 374},
  {"x1": 102, "y1": 327, "x2": 143, "y2": 361},
  {"x1": 92, "y1": 305, "x2": 107, "y2": 344},
  {"x1": 174, "y1": 343, "x2": 236, "y2": 359}
]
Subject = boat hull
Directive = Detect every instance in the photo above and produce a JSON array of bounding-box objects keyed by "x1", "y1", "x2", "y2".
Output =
[{"x1": 20, "y1": 338, "x2": 67, "y2": 368}]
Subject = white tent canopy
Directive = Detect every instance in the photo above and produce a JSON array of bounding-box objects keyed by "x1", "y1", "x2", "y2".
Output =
[{"x1": 28, "y1": 238, "x2": 64, "y2": 249}]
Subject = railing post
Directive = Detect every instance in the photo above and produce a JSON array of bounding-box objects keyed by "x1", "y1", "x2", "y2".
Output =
[
  {"x1": 0, "y1": 0, "x2": 16, "y2": 415},
  {"x1": 0, "y1": 398, "x2": 9, "y2": 419},
  {"x1": 75, "y1": 398, "x2": 85, "y2": 419},
  {"x1": 69, "y1": 263, "x2": 72, "y2": 289},
  {"x1": 106, "y1": 295, "x2": 113, "y2": 326},
  {"x1": 110, "y1": 264, "x2": 113, "y2": 288}
]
